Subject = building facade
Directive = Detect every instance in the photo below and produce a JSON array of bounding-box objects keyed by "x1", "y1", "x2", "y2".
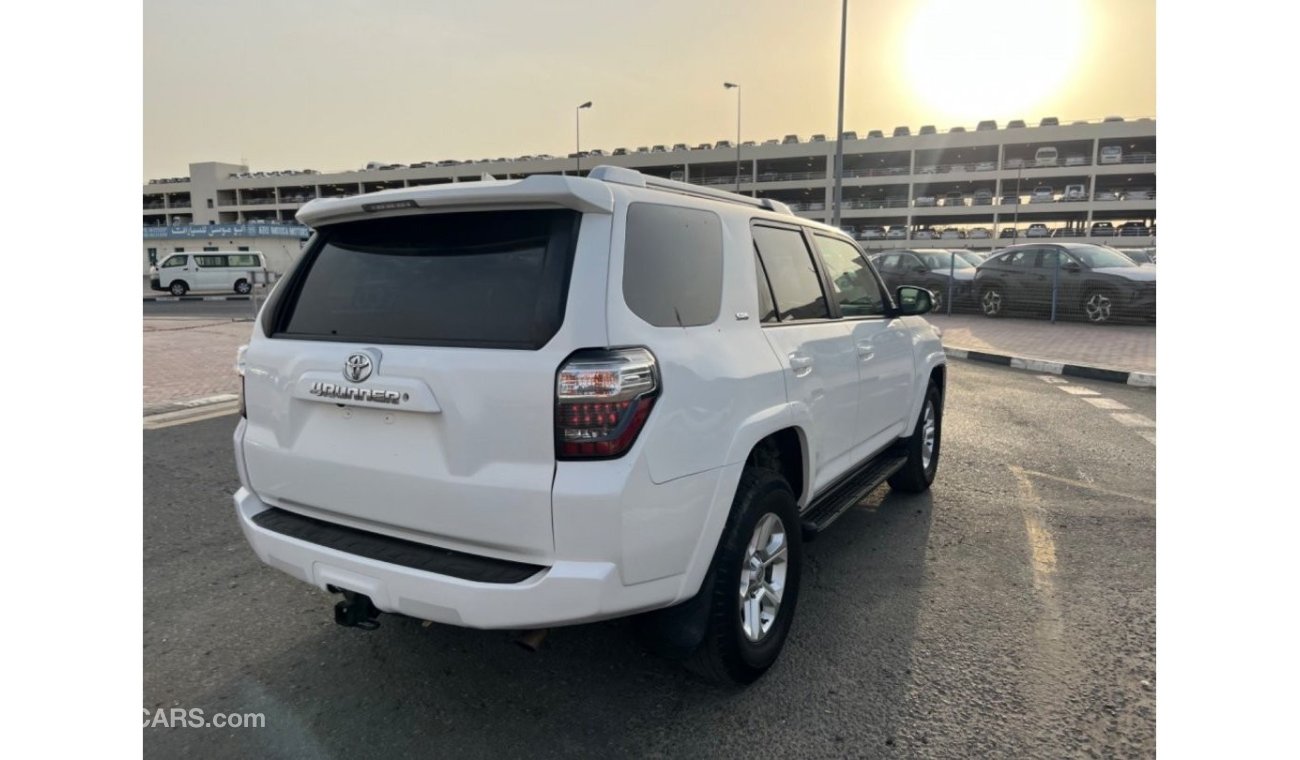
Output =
[{"x1": 143, "y1": 116, "x2": 1155, "y2": 272}]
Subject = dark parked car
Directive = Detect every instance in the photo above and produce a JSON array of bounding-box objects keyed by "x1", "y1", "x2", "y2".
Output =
[
  {"x1": 1117, "y1": 248, "x2": 1157, "y2": 266},
  {"x1": 999, "y1": 228, "x2": 1019, "y2": 239},
  {"x1": 973, "y1": 243, "x2": 1155, "y2": 323},
  {"x1": 919, "y1": 125, "x2": 937, "y2": 135},
  {"x1": 1119, "y1": 221, "x2": 1151, "y2": 236},
  {"x1": 893, "y1": 126, "x2": 911, "y2": 137},
  {"x1": 977, "y1": 120, "x2": 998, "y2": 131},
  {"x1": 1091, "y1": 222, "x2": 1116, "y2": 237},
  {"x1": 1007, "y1": 119, "x2": 1026, "y2": 128},
  {"x1": 952, "y1": 249, "x2": 988, "y2": 267},
  {"x1": 871, "y1": 248, "x2": 977, "y2": 313}
]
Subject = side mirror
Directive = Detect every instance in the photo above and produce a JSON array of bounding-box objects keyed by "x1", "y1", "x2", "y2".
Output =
[
  {"x1": 895, "y1": 285, "x2": 934, "y2": 316},
  {"x1": 914, "y1": 265, "x2": 929, "y2": 273},
  {"x1": 1063, "y1": 261, "x2": 1082, "y2": 273}
]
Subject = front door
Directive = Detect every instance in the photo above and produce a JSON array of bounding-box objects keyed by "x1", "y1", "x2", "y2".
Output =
[
  {"x1": 811, "y1": 234, "x2": 916, "y2": 455},
  {"x1": 752, "y1": 224, "x2": 861, "y2": 492}
]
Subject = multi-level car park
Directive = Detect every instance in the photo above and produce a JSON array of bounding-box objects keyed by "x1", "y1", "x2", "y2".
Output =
[{"x1": 142, "y1": 115, "x2": 1154, "y2": 254}]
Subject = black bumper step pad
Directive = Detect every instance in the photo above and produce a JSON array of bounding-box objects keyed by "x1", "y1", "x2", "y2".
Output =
[{"x1": 251, "y1": 507, "x2": 545, "y2": 584}]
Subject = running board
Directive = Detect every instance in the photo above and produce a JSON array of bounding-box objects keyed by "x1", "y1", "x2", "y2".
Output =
[{"x1": 800, "y1": 452, "x2": 908, "y2": 540}]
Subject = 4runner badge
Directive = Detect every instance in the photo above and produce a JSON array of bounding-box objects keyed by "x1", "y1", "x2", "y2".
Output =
[{"x1": 344, "y1": 353, "x2": 373, "y2": 383}]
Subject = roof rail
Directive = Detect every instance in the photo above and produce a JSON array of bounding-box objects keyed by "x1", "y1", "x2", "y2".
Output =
[{"x1": 587, "y1": 165, "x2": 793, "y2": 216}]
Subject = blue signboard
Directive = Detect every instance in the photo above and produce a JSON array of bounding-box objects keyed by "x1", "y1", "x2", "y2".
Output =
[{"x1": 142, "y1": 223, "x2": 310, "y2": 240}]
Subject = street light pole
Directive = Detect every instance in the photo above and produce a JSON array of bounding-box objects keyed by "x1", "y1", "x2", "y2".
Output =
[
  {"x1": 724, "y1": 83, "x2": 741, "y2": 193},
  {"x1": 575, "y1": 101, "x2": 592, "y2": 174},
  {"x1": 833, "y1": 0, "x2": 847, "y2": 228}
]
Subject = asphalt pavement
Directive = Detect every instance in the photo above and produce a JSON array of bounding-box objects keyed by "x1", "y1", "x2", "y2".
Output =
[
  {"x1": 144, "y1": 298, "x2": 262, "y2": 320},
  {"x1": 143, "y1": 361, "x2": 1155, "y2": 759}
]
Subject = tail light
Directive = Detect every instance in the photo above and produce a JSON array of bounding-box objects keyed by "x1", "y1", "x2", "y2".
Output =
[{"x1": 555, "y1": 348, "x2": 659, "y2": 459}]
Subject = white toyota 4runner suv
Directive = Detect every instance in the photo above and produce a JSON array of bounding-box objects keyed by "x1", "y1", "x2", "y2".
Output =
[{"x1": 232, "y1": 166, "x2": 946, "y2": 685}]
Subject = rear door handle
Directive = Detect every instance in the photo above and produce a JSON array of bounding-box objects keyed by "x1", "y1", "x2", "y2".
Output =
[
  {"x1": 789, "y1": 353, "x2": 814, "y2": 378},
  {"x1": 855, "y1": 340, "x2": 875, "y2": 361}
]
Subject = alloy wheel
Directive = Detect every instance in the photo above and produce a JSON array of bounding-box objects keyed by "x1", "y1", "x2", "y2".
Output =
[
  {"x1": 1084, "y1": 292, "x2": 1112, "y2": 323},
  {"x1": 738, "y1": 513, "x2": 788, "y2": 642},
  {"x1": 981, "y1": 289, "x2": 1002, "y2": 316},
  {"x1": 921, "y1": 401, "x2": 937, "y2": 470}
]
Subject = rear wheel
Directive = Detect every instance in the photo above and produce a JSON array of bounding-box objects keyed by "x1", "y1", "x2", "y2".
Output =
[
  {"x1": 234, "y1": 279, "x2": 252, "y2": 295},
  {"x1": 685, "y1": 468, "x2": 802, "y2": 686},
  {"x1": 980, "y1": 285, "x2": 1004, "y2": 317},
  {"x1": 169, "y1": 280, "x2": 188, "y2": 296}
]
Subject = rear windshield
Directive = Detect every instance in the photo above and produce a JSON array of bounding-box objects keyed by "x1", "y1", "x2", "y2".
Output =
[{"x1": 270, "y1": 209, "x2": 580, "y2": 349}]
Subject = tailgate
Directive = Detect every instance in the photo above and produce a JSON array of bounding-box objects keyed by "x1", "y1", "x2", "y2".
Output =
[{"x1": 240, "y1": 207, "x2": 602, "y2": 560}]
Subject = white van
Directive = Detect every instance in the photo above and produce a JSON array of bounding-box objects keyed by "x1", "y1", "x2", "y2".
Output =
[
  {"x1": 1099, "y1": 145, "x2": 1123, "y2": 164},
  {"x1": 150, "y1": 251, "x2": 268, "y2": 296},
  {"x1": 1033, "y1": 146, "x2": 1059, "y2": 167}
]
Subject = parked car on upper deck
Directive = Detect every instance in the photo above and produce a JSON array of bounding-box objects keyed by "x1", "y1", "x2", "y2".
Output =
[{"x1": 1030, "y1": 186, "x2": 1055, "y2": 203}]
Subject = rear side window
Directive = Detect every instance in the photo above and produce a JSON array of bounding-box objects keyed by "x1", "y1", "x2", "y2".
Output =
[
  {"x1": 195, "y1": 255, "x2": 228, "y2": 267},
  {"x1": 752, "y1": 225, "x2": 829, "y2": 321},
  {"x1": 621, "y1": 203, "x2": 723, "y2": 327},
  {"x1": 273, "y1": 209, "x2": 579, "y2": 349},
  {"x1": 227, "y1": 254, "x2": 260, "y2": 267}
]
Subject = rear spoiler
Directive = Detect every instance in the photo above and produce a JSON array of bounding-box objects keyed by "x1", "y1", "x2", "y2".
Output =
[{"x1": 296, "y1": 175, "x2": 615, "y2": 228}]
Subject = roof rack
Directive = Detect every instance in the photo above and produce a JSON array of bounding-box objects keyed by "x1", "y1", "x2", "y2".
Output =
[{"x1": 587, "y1": 165, "x2": 793, "y2": 215}]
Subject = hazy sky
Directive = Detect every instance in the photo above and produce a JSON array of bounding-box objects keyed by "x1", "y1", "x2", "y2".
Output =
[{"x1": 143, "y1": 0, "x2": 1154, "y2": 179}]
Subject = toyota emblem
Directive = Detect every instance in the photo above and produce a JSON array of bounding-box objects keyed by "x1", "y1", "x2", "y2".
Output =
[{"x1": 343, "y1": 353, "x2": 373, "y2": 383}]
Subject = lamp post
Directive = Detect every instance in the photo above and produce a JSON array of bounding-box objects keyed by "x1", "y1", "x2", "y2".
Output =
[
  {"x1": 723, "y1": 83, "x2": 741, "y2": 192},
  {"x1": 575, "y1": 101, "x2": 592, "y2": 174},
  {"x1": 833, "y1": 0, "x2": 847, "y2": 228}
]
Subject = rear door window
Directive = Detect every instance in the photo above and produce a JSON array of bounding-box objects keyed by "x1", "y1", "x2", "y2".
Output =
[
  {"x1": 751, "y1": 225, "x2": 830, "y2": 322},
  {"x1": 272, "y1": 209, "x2": 580, "y2": 349}
]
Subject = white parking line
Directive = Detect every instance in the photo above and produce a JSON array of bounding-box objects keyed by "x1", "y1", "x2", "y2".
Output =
[
  {"x1": 1110, "y1": 412, "x2": 1156, "y2": 428},
  {"x1": 1058, "y1": 386, "x2": 1100, "y2": 396},
  {"x1": 1083, "y1": 397, "x2": 1130, "y2": 410},
  {"x1": 1038, "y1": 376, "x2": 1154, "y2": 445}
]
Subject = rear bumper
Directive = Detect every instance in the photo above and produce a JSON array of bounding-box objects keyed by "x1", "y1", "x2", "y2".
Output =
[{"x1": 233, "y1": 486, "x2": 682, "y2": 629}]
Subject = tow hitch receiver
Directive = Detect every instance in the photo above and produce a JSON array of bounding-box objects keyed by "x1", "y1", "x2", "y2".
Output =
[{"x1": 333, "y1": 590, "x2": 381, "y2": 630}]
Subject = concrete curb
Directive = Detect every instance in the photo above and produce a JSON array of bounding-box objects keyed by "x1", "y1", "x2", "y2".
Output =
[
  {"x1": 944, "y1": 346, "x2": 1155, "y2": 387},
  {"x1": 143, "y1": 393, "x2": 239, "y2": 418},
  {"x1": 143, "y1": 295, "x2": 252, "y2": 302}
]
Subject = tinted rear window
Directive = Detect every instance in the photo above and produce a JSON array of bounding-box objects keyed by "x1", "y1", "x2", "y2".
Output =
[{"x1": 273, "y1": 210, "x2": 579, "y2": 349}]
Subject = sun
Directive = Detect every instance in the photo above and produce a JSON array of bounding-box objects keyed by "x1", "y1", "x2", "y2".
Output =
[{"x1": 901, "y1": 0, "x2": 1088, "y2": 124}]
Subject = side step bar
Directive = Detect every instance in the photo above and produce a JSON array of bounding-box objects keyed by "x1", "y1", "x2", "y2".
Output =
[{"x1": 800, "y1": 451, "x2": 908, "y2": 539}]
